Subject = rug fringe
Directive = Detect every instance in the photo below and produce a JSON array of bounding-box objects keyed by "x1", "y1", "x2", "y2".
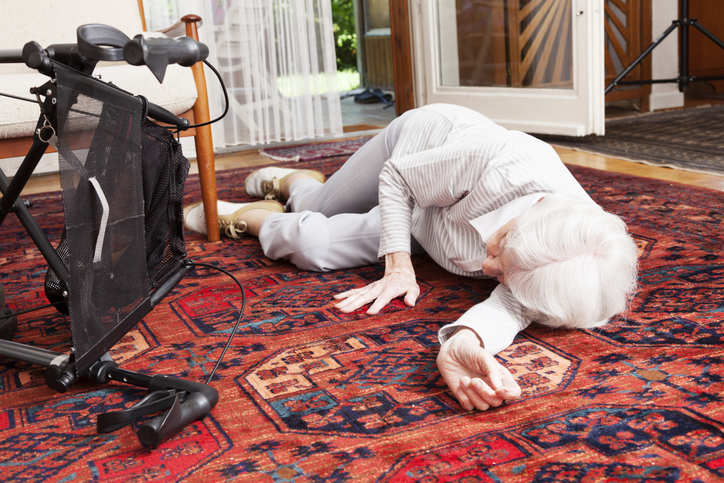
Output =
[{"x1": 259, "y1": 149, "x2": 301, "y2": 163}]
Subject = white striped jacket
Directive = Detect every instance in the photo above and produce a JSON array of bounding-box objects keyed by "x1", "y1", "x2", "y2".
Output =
[{"x1": 377, "y1": 104, "x2": 592, "y2": 354}]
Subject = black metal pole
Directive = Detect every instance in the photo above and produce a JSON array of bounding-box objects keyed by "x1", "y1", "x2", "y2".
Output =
[
  {"x1": 0, "y1": 167, "x2": 70, "y2": 283},
  {"x1": 605, "y1": 0, "x2": 724, "y2": 94},
  {"x1": 691, "y1": 18, "x2": 724, "y2": 50},
  {"x1": 679, "y1": 0, "x2": 690, "y2": 91},
  {"x1": 0, "y1": 49, "x2": 23, "y2": 63},
  {"x1": 107, "y1": 367, "x2": 154, "y2": 388},
  {"x1": 605, "y1": 21, "x2": 681, "y2": 94},
  {"x1": 0, "y1": 339, "x2": 68, "y2": 367},
  {"x1": 0, "y1": 140, "x2": 47, "y2": 226}
]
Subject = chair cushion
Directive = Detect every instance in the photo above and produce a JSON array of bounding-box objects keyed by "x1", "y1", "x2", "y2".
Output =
[{"x1": 0, "y1": 63, "x2": 197, "y2": 139}]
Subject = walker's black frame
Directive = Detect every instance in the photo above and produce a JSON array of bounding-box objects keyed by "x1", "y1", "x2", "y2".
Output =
[
  {"x1": 605, "y1": 0, "x2": 724, "y2": 94},
  {"x1": 0, "y1": 29, "x2": 217, "y2": 448}
]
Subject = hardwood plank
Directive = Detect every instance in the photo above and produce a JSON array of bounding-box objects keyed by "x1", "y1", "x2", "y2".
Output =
[
  {"x1": 16, "y1": 141, "x2": 724, "y2": 196},
  {"x1": 343, "y1": 124, "x2": 385, "y2": 133},
  {"x1": 558, "y1": 147, "x2": 724, "y2": 193},
  {"x1": 16, "y1": 99, "x2": 724, "y2": 197}
]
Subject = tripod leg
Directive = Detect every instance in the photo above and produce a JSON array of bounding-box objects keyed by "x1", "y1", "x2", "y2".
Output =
[
  {"x1": 605, "y1": 20, "x2": 682, "y2": 94},
  {"x1": 682, "y1": 20, "x2": 724, "y2": 85},
  {"x1": 691, "y1": 20, "x2": 724, "y2": 50}
]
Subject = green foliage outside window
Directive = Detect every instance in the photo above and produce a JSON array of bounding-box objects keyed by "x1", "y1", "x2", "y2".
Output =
[{"x1": 332, "y1": 0, "x2": 358, "y2": 71}]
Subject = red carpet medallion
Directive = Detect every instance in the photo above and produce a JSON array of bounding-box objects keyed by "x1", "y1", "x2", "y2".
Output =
[{"x1": 1, "y1": 147, "x2": 723, "y2": 482}]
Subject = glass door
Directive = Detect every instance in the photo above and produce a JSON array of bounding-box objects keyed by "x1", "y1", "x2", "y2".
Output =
[{"x1": 411, "y1": 0, "x2": 605, "y2": 136}]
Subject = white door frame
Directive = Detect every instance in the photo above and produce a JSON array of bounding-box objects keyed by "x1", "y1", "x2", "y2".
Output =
[{"x1": 410, "y1": 0, "x2": 606, "y2": 136}]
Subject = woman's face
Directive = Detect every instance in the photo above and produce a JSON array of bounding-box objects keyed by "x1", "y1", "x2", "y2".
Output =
[{"x1": 481, "y1": 216, "x2": 517, "y2": 285}]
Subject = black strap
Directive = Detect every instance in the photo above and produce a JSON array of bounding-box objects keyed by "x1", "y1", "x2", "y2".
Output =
[{"x1": 96, "y1": 389, "x2": 183, "y2": 433}]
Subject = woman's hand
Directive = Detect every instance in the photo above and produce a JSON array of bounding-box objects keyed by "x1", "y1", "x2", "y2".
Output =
[
  {"x1": 334, "y1": 252, "x2": 420, "y2": 315},
  {"x1": 437, "y1": 327, "x2": 521, "y2": 411}
]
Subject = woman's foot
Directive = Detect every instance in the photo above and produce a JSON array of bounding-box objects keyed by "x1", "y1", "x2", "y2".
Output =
[
  {"x1": 244, "y1": 167, "x2": 325, "y2": 201},
  {"x1": 184, "y1": 200, "x2": 284, "y2": 239}
]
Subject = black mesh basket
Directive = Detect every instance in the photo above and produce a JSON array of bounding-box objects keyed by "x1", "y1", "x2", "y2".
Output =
[
  {"x1": 43, "y1": 63, "x2": 189, "y2": 373},
  {"x1": 141, "y1": 121, "x2": 189, "y2": 289}
]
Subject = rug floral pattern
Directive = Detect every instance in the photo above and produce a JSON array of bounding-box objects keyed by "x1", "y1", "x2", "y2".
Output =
[{"x1": 1, "y1": 152, "x2": 723, "y2": 482}]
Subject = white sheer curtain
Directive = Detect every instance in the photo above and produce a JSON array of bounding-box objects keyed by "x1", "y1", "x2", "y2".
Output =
[{"x1": 144, "y1": 0, "x2": 343, "y2": 147}]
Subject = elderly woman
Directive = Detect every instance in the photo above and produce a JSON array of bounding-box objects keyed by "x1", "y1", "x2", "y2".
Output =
[{"x1": 185, "y1": 103, "x2": 639, "y2": 411}]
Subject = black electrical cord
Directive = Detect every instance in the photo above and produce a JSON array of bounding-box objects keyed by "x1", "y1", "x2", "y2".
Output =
[
  {"x1": 180, "y1": 60, "x2": 229, "y2": 131},
  {"x1": 183, "y1": 259, "x2": 246, "y2": 385},
  {"x1": 1, "y1": 260, "x2": 244, "y2": 387}
]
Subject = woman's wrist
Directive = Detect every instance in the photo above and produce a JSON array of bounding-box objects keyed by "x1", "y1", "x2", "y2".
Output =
[
  {"x1": 384, "y1": 251, "x2": 414, "y2": 276},
  {"x1": 452, "y1": 326, "x2": 484, "y2": 347}
]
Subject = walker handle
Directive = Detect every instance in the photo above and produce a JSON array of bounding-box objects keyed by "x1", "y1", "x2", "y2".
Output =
[
  {"x1": 137, "y1": 391, "x2": 214, "y2": 447},
  {"x1": 0, "y1": 49, "x2": 23, "y2": 63},
  {"x1": 136, "y1": 374, "x2": 219, "y2": 447}
]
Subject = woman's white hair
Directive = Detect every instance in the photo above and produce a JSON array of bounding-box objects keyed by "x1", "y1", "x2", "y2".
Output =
[{"x1": 504, "y1": 193, "x2": 639, "y2": 329}]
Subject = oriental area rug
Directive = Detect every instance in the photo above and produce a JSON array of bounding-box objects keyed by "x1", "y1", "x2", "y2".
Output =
[
  {"x1": 2, "y1": 144, "x2": 724, "y2": 482},
  {"x1": 537, "y1": 105, "x2": 724, "y2": 176}
]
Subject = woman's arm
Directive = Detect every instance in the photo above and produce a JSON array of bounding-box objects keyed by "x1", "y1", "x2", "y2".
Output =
[
  {"x1": 437, "y1": 326, "x2": 521, "y2": 411},
  {"x1": 438, "y1": 284, "x2": 531, "y2": 353},
  {"x1": 435, "y1": 285, "x2": 531, "y2": 410}
]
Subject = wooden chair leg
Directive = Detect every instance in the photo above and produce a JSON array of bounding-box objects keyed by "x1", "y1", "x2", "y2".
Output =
[{"x1": 183, "y1": 15, "x2": 219, "y2": 243}]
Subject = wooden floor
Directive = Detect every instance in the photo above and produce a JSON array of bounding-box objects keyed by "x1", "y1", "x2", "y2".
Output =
[
  {"x1": 18, "y1": 138, "x2": 724, "y2": 197},
  {"x1": 218, "y1": 145, "x2": 724, "y2": 192},
  {"x1": 559, "y1": 147, "x2": 724, "y2": 192},
  {"x1": 16, "y1": 93, "x2": 724, "y2": 196}
]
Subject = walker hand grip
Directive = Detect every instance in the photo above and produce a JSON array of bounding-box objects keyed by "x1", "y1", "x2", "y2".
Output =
[
  {"x1": 137, "y1": 391, "x2": 214, "y2": 448},
  {"x1": 136, "y1": 375, "x2": 218, "y2": 447},
  {"x1": 123, "y1": 35, "x2": 209, "y2": 83}
]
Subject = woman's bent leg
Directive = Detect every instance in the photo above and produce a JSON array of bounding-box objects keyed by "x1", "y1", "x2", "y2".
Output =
[
  {"x1": 287, "y1": 110, "x2": 414, "y2": 217},
  {"x1": 259, "y1": 207, "x2": 382, "y2": 272}
]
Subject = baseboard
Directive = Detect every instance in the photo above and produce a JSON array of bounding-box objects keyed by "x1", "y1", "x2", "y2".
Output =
[{"x1": 649, "y1": 91, "x2": 685, "y2": 111}]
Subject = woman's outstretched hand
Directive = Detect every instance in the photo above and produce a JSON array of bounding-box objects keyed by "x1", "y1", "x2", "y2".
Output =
[
  {"x1": 334, "y1": 252, "x2": 420, "y2": 315},
  {"x1": 437, "y1": 327, "x2": 521, "y2": 411}
]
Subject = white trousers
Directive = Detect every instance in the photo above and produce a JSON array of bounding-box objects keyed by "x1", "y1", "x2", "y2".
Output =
[{"x1": 258, "y1": 110, "x2": 422, "y2": 272}]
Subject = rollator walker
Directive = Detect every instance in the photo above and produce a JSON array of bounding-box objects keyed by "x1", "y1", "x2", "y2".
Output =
[{"x1": 0, "y1": 24, "x2": 225, "y2": 447}]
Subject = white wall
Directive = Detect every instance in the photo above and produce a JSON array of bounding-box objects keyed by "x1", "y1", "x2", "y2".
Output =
[
  {"x1": 650, "y1": 0, "x2": 685, "y2": 110},
  {"x1": 437, "y1": 0, "x2": 460, "y2": 87}
]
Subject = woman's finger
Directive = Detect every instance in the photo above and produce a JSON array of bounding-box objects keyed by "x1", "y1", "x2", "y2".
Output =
[
  {"x1": 483, "y1": 360, "x2": 505, "y2": 393},
  {"x1": 403, "y1": 288, "x2": 419, "y2": 307},
  {"x1": 497, "y1": 366, "x2": 522, "y2": 399},
  {"x1": 472, "y1": 377, "x2": 506, "y2": 408},
  {"x1": 455, "y1": 377, "x2": 475, "y2": 411},
  {"x1": 333, "y1": 289, "x2": 358, "y2": 300},
  {"x1": 366, "y1": 292, "x2": 394, "y2": 315},
  {"x1": 335, "y1": 296, "x2": 368, "y2": 313},
  {"x1": 333, "y1": 283, "x2": 375, "y2": 300},
  {"x1": 459, "y1": 377, "x2": 496, "y2": 411},
  {"x1": 334, "y1": 283, "x2": 383, "y2": 313}
]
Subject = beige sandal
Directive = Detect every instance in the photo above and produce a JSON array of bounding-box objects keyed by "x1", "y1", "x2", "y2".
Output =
[
  {"x1": 184, "y1": 200, "x2": 284, "y2": 239},
  {"x1": 245, "y1": 167, "x2": 326, "y2": 201}
]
